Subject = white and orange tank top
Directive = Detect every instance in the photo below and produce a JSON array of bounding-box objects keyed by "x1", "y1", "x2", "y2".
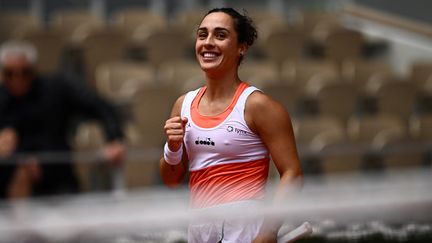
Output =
[{"x1": 181, "y1": 82, "x2": 270, "y2": 209}]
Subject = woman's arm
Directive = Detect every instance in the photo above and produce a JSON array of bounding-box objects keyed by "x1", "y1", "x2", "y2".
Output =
[
  {"x1": 245, "y1": 91, "x2": 304, "y2": 242},
  {"x1": 159, "y1": 95, "x2": 189, "y2": 188}
]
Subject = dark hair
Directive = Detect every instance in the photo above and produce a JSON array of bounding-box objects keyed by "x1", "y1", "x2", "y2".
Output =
[{"x1": 202, "y1": 8, "x2": 258, "y2": 63}]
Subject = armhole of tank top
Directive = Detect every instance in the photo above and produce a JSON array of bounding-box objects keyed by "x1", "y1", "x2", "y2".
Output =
[
  {"x1": 236, "y1": 86, "x2": 262, "y2": 132},
  {"x1": 181, "y1": 88, "x2": 200, "y2": 117}
]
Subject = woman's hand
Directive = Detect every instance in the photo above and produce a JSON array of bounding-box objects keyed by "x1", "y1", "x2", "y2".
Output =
[{"x1": 164, "y1": 116, "x2": 188, "y2": 152}]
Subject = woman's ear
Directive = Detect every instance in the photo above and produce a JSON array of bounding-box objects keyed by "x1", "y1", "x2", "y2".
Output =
[{"x1": 238, "y1": 43, "x2": 248, "y2": 57}]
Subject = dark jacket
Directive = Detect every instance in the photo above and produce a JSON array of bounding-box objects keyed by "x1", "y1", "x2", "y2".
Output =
[
  {"x1": 0, "y1": 75, "x2": 124, "y2": 196},
  {"x1": 0, "y1": 75, "x2": 123, "y2": 153}
]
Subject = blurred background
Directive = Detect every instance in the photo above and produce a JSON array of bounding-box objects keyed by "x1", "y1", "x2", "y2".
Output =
[{"x1": 0, "y1": 0, "x2": 431, "y2": 242}]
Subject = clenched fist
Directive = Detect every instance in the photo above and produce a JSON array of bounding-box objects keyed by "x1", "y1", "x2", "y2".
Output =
[{"x1": 164, "y1": 116, "x2": 188, "y2": 152}]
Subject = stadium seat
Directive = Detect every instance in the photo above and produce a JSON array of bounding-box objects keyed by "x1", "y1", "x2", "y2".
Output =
[
  {"x1": 95, "y1": 61, "x2": 156, "y2": 102},
  {"x1": 311, "y1": 81, "x2": 360, "y2": 122},
  {"x1": 124, "y1": 159, "x2": 159, "y2": 188},
  {"x1": 247, "y1": 9, "x2": 286, "y2": 26},
  {"x1": 124, "y1": 122, "x2": 143, "y2": 148},
  {"x1": 414, "y1": 71, "x2": 432, "y2": 113},
  {"x1": 249, "y1": 10, "x2": 289, "y2": 58},
  {"x1": 409, "y1": 113, "x2": 432, "y2": 141},
  {"x1": 283, "y1": 61, "x2": 341, "y2": 116},
  {"x1": 424, "y1": 76, "x2": 432, "y2": 95},
  {"x1": 347, "y1": 114, "x2": 406, "y2": 146},
  {"x1": 131, "y1": 85, "x2": 180, "y2": 147},
  {"x1": 157, "y1": 59, "x2": 205, "y2": 87},
  {"x1": 123, "y1": 123, "x2": 160, "y2": 188},
  {"x1": 113, "y1": 8, "x2": 167, "y2": 45},
  {"x1": 248, "y1": 9, "x2": 290, "y2": 42},
  {"x1": 239, "y1": 60, "x2": 280, "y2": 88},
  {"x1": 410, "y1": 61, "x2": 432, "y2": 88},
  {"x1": 324, "y1": 29, "x2": 364, "y2": 64},
  {"x1": 301, "y1": 12, "x2": 342, "y2": 36},
  {"x1": 73, "y1": 119, "x2": 161, "y2": 191},
  {"x1": 282, "y1": 60, "x2": 340, "y2": 87},
  {"x1": 256, "y1": 19, "x2": 291, "y2": 42},
  {"x1": 0, "y1": 11, "x2": 41, "y2": 43},
  {"x1": 293, "y1": 115, "x2": 346, "y2": 150},
  {"x1": 301, "y1": 74, "x2": 341, "y2": 116},
  {"x1": 72, "y1": 121, "x2": 106, "y2": 150},
  {"x1": 365, "y1": 75, "x2": 417, "y2": 119},
  {"x1": 261, "y1": 28, "x2": 305, "y2": 68},
  {"x1": 50, "y1": 9, "x2": 104, "y2": 44},
  {"x1": 181, "y1": 75, "x2": 206, "y2": 93},
  {"x1": 72, "y1": 121, "x2": 107, "y2": 191},
  {"x1": 341, "y1": 60, "x2": 393, "y2": 87},
  {"x1": 292, "y1": 115, "x2": 359, "y2": 174},
  {"x1": 144, "y1": 29, "x2": 190, "y2": 67},
  {"x1": 410, "y1": 61, "x2": 432, "y2": 101},
  {"x1": 262, "y1": 83, "x2": 302, "y2": 114},
  {"x1": 347, "y1": 114, "x2": 420, "y2": 169},
  {"x1": 23, "y1": 29, "x2": 67, "y2": 74},
  {"x1": 173, "y1": 9, "x2": 206, "y2": 38},
  {"x1": 81, "y1": 28, "x2": 128, "y2": 86},
  {"x1": 408, "y1": 114, "x2": 432, "y2": 168},
  {"x1": 301, "y1": 12, "x2": 343, "y2": 57}
]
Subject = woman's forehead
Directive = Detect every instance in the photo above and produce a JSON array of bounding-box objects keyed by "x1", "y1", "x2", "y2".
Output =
[{"x1": 199, "y1": 12, "x2": 235, "y2": 30}]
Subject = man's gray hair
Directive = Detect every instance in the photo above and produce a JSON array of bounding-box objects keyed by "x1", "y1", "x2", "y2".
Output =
[{"x1": 0, "y1": 40, "x2": 38, "y2": 67}]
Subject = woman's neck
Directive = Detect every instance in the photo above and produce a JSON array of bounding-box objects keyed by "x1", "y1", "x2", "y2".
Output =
[{"x1": 204, "y1": 70, "x2": 242, "y2": 101}]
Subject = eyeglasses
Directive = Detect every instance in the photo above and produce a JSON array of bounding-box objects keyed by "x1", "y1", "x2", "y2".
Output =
[{"x1": 1, "y1": 67, "x2": 34, "y2": 79}]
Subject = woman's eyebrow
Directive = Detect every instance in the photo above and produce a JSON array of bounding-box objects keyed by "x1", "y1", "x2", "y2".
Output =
[
  {"x1": 197, "y1": 27, "x2": 230, "y2": 33},
  {"x1": 197, "y1": 27, "x2": 207, "y2": 32},
  {"x1": 214, "y1": 27, "x2": 230, "y2": 33}
]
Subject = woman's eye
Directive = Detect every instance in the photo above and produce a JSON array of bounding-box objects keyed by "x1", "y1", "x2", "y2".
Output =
[
  {"x1": 198, "y1": 33, "x2": 207, "y2": 39},
  {"x1": 216, "y1": 33, "x2": 226, "y2": 39}
]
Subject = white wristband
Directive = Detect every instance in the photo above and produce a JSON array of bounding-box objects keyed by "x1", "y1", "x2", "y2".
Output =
[{"x1": 164, "y1": 142, "x2": 183, "y2": 165}]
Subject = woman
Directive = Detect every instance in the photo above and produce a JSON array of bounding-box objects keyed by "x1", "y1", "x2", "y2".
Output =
[{"x1": 160, "y1": 8, "x2": 303, "y2": 243}]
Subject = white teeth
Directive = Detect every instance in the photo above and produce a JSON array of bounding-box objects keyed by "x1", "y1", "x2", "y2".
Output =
[{"x1": 203, "y1": 52, "x2": 217, "y2": 58}]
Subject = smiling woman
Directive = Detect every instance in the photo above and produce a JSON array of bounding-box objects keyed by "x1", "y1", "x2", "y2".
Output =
[
  {"x1": 159, "y1": 8, "x2": 303, "y2": 243},
  {"x1": 196, "y1": 8, "x2": 257, "y2": 71}
]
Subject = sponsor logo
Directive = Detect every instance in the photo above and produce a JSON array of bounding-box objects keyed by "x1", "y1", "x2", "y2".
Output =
[
  {"x1": 195, "y1": 137, "x2": 215, "y2": 146},
  {"x1": 227, "y1": 126, "x2": 247, "y2": 136}
]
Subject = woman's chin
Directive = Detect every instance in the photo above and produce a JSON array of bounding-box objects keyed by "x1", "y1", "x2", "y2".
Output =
[{"x1": 199, "y1": 63, "x2": 221, "y2": 73}]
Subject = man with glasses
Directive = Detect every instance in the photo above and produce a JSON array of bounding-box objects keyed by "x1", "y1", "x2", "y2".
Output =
[{"x1": 0, "y1": 41, "x2": 125, "y2": 199}]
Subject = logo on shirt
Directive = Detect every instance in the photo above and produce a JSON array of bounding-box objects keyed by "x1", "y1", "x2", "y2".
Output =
[
  {"x1": 227, "y1": 126, "x2": 247, "y2": 136},
  {"x1": 195, "y1": 137, "x2": 215, "y2": 146}
]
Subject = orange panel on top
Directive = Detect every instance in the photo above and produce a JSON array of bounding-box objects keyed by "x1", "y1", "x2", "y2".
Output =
[{"x1": 191, "y1": 82, "x2": 249, "y2": 128}]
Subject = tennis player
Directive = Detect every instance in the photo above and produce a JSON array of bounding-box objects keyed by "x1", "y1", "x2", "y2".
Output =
[{"x1": 160, "y1": 8, "x2": 303, "y2": 243}]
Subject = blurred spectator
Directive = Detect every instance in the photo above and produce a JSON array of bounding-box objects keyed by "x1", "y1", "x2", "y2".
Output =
[{"x1": 0, "y1": 41, "x2": 125, "y2": 200}]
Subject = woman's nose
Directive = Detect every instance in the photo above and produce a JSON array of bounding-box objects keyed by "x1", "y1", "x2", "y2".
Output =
[{"x1": 204, "y1": 35, "x2": 215, "y2": 46}]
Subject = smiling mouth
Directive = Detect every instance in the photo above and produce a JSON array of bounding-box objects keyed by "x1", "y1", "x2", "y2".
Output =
[{"x1": 201, "y1": 52, "x2": 220, "y2": 59}]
